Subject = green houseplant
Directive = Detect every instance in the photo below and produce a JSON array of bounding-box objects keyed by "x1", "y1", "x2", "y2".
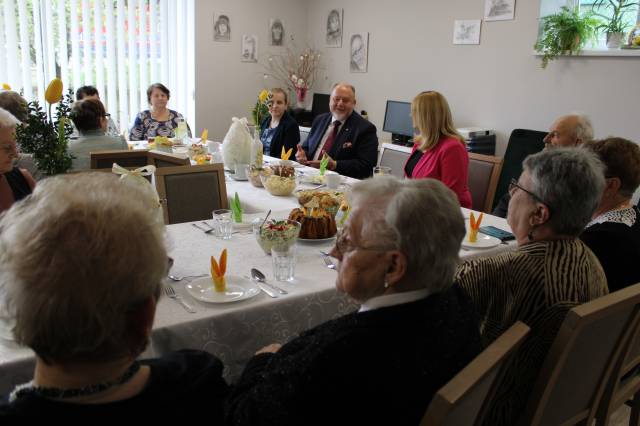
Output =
[
  {"x1": 534, "y1": 6, "x2": 600, "y2": 68},
  {"x1": 592, "y1": 0, "x2": 639, "y2": 47},
  {"x1": 16, "y1": 81, "x2": 74, "y2": 176}
]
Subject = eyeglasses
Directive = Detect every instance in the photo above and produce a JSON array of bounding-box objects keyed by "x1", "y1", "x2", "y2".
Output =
[
  {"x1": 104, "y1": 113, "x2": 111, "y2": 118},
  {"x1": 333, "y1": 228, "x2": 395, "y2": 257},
  {"x1": 508, "y1": 178, "x2": 552, "y2": 212}
]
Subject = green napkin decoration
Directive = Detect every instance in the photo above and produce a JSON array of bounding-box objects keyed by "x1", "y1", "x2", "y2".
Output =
[
  {"x1": 231, "y1": 192, "x2": 243, "y2": 223},
  {"x1": 319, "y1": 154, "x2": 329, "y2": 176}
]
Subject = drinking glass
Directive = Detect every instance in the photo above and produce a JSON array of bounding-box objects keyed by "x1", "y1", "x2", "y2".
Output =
[
  {"x1": 373, "y1": 166, "x2": 392, "y2": 176},
  {"x1": 271, "y1": 245, "x2": 296, "y2": 282},
  {"x1": 213, "y1": 209, "x2": 233, "y2": 240}
]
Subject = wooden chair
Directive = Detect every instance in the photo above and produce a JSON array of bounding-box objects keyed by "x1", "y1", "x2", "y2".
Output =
[
  {"x1": 521, "y1": 283, "x2": 640, "y2": 426},
  {"x1": 154, "y1": 164, "x2": 228, "y2": 224},
  {"x1": 597, "y1": 283, "x2": 640, "y2": 426},
  {"x1": 90, "y1": 149, "x2": 150, "y2": 170},
  {"x1": 421, "y1": 322, "x2": 530, "y2": 426},
  {"x1": 378, "y1": 142, "x2": 411, "y2": 179},
  {"x1": 467, "y1": 153, "x2": 503, "y2": 213},
  {"x1": 147, "y1": 149, "x2": 190, "y2": 168}
]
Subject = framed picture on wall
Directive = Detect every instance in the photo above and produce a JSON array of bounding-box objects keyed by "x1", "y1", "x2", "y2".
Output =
[
  {"x1": 349, "y1": 33, "x2": 369, "y2": 73},
  {"x1": 326, "y1": 9, "x2": 343, "y2": 47},
  {"x1": 484, "y1": 0, "x2": 516, "y2": 21},
  {"x1": 241, "y1": 34, "x2": 258, "y2": 62},
  {"x1": 213, "y1": 14, "x2": 231, "y2": 41},
  {"x1": 269, "y1": 18, "x2": 285, "y2": 46},
  {"x1": 453, "y1": 20, "x2": 481, "y2": 45}
]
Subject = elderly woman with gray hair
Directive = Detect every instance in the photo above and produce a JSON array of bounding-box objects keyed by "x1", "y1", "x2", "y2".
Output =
[
  {"x1": 0, "y1": 107, "x2": 35, "y2": 214},
  {"x1": 0, "y1": 173, "x2": 228, "y2": 418},
  {"x1": 456, "y1": 148, "x2": 609, "y2": 426},
  {"x1": 226, "y1": 177, "x2": 482, "y2": 426}
]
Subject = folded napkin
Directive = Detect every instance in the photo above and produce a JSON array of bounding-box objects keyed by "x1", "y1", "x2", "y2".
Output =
[
  {"x1": 231, "y1": 192, "x2": 243, "y2": 223},
  {"x1": 211, "y1": 249, "x2": 227, "y2": 293},
  {"x1": 319, "y1": 154, "x2": 329, "y2": 176}
]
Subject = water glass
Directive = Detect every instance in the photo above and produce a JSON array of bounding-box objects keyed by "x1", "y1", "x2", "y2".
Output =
[
  {"x1": 271, "y1": 245, "x2": 296, "y2": 282},
  {"x1": 373, "y1": 166, "x2": 392, "y2": 176},
  {"x1": 213, "y1": 209, "x2": 233, "y2": 240}
]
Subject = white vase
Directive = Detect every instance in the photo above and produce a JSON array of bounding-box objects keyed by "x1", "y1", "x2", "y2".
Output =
[{"x1": 606, "y1": 32, "x2": 625, "y2": 49}]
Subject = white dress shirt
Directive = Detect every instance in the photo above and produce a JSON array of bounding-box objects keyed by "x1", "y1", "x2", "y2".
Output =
[{"x1": 359, "y1": 288, "x2": 431, "y2": 313}]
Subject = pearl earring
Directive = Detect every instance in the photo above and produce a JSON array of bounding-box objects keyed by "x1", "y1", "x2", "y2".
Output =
[{"x1": 384, "y1": 281, "x2": 389, "y2": 289}]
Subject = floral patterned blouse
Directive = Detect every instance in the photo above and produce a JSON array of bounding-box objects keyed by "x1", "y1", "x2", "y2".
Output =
[{"x1": 128, "y1": 109, "x2": 190, "y2": 141}]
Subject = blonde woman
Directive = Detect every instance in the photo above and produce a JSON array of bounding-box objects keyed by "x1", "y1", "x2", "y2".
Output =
[{"x1": 404, "y1": 91, "x2": 472, "y2": 208}]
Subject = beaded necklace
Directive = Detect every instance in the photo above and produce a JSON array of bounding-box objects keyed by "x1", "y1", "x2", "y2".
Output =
[{"x1": 9, "y1": 361, "x2": 141, "y2": 403}]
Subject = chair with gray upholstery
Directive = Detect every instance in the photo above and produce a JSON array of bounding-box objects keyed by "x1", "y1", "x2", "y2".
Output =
[
  {"x1": 154, "y1": 164, "x2": 228, "y2": 224},
  {"x1": 147, "y1": 149, "x2": 190, "y2": 168},
  {"x1": 90, "y1": 149, "x2": 150, "y2": 170}
]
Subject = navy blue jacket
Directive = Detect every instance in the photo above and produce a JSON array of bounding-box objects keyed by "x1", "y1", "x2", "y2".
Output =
[
  {"x1": 260, "y1": 111, "x2": 300, "y2": 158},
  {"x1": 301, "y1": 111, "x2": 378, "y2": 179}
]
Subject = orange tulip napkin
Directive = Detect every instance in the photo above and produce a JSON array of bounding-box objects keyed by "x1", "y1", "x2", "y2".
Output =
[
  {"x1": 281, "y1": 146, "x2": 293, "y2": 161},
  {"x1": 210, "y1": 249, "x2": 227, "y2": 293},
  {"x1": 468, "y1": 212, "x2": 484, "y2": 243}
]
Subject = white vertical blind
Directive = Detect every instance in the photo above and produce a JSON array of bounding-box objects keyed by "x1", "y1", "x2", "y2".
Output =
[
  {"x1": 127, "y1": 0, "x2": 139, "y2": 118},
  {"x1": 43, "y1": 0, "x2": 56, "y2": 80},
  {"x1": 17, "y1": 0, "x2": 32, "y2": 100},
  {"x1": 116, "y1": 0, "x2": 128, "y2": 130},
  {"x1": 32, "y1": 0, "x2": 46, "y2": 106},
  {"x1": 57, "y1": 0, "x2": 69, "y2": 88},
  {"x1": 149, "y1": 0, "x2": 158, "y2": 84},
  {"x1": 105, "y1": 0, "x2": 118, "y2": 129},
  {"x1": 3, "y1": 0, "x2": 19, "y2": 87},
  {"x1": 138, "y1": 0, "x2": 148, "y2": 110},
  {"x1": 0, "y1": 0, "x2": 195, "y2": 134},
  {"x1": 70, "y1": 0, "x2": 81, "y2": 92},
  {"x1": 81, "y1": 0, "x2": 92, "y2": 86},
  {"x1": 93, "y1": 0, "x2": 104, "y2": 100}
]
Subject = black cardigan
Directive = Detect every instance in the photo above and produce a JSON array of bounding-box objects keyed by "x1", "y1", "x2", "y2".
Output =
[
  {"x1": 260, "y1": 111, "x2": 300, "y2": 157},
  {"x1": 226, "y1": 285, "x2": 482, "y2": 426}
]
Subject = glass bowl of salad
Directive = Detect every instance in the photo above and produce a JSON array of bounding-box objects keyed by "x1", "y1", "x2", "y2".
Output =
[{"x1": 253, "y1": 218, "x2": 301, "y2": 255}]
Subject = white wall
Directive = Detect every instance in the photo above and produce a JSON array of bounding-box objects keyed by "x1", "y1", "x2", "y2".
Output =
[
  {"x1": 194, "y1": 1, "x2": 640, "y2": 155},
  {"x1": 305, "y1": 0, "x2": 640, "y2": 155},
  {"x1": 194, "y1": 0, "x2": 309, "y2": 141}
]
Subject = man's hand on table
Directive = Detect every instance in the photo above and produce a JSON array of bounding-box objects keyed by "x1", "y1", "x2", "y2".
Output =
[
  {"x1": 256, "y1": 343, "x2": 282, "y2": 355},
  {"x1": 306, "y1": 152, "x2": 336, "y2": 171},
  {"x1": 295, "y1": 144, "x2": 308, "y2": 164}
]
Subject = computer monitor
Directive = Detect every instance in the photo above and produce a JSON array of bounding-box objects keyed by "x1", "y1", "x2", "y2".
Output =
[
  {"x1": 311, "y1": 93, "x2": 330, "y2": 119},
  {"x1": 382, "y1": 100, "x2": 413, "y2": 146}
]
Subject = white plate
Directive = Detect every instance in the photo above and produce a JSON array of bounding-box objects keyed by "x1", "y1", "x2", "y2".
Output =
[
  {"x1": 298, "y1": 236, "x2": 337, "y2": 243},
  {"x1": 185, "y1": 276, "x2": 260, "y2": 303},
  {"x1": 461, "y1": 233, "x2": 501, "y2": 249}
]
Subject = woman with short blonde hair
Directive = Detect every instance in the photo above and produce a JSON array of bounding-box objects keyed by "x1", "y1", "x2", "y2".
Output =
[{"x1": 404, "y1": 91, "x2": 472, "y2": 208}]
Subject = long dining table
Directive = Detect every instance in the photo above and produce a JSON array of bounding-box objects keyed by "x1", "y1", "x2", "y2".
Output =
[{"x1": 0, "y1": 157, "x2": 516, "y2": 396}]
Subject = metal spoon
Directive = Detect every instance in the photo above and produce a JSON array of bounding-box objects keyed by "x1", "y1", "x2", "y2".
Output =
[
  {"x1": 250, "y1": 268, "x2": 288, "y2": 295},
  {"x1": 192, "y1": 223, "x2": 214, "y2": 234},
  {"x1": 167, "y1": 274, "x2": 207, "y2": 282},
  {"x1": 260, "y1": 210, "x2": 272, "y2": 228}
]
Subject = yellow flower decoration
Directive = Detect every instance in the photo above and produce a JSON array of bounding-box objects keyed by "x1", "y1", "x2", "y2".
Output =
[
  {"x1": 45, "y1": 78, "x2": 63, "y2": 104},
  {"x1": 258, "y1": 89, "x2": 269, "y2": 103},
  {"x1": 1, "y1": 83, "x2": 11, "y2": 90}
]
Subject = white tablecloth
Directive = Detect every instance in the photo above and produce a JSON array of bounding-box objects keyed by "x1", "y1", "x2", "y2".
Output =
[{"x1": 0, "y1": 161, "x2": 515, "y2": 396}]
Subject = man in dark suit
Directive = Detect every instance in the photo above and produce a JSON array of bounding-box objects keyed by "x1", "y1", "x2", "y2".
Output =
[{"x1": 296, "y1": 83, "x2": 378, "y2": 179}]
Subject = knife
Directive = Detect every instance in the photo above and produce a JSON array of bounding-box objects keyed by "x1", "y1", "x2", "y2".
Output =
[
  {"x1": 257, "y1": 282, "x2": 279, "y2": 298},
  {"x1": 244, "y1": 275, "x2": 279, "y2": 298}
]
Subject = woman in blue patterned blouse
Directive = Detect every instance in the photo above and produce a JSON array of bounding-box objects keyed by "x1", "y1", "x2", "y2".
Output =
[{"x1": 129, "y1": 83, "x2": 191, "y2": 141}]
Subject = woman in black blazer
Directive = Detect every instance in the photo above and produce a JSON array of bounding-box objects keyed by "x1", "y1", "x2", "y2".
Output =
[{"x1": 259, "y1": 88, "x2": 300, "y2": 157}]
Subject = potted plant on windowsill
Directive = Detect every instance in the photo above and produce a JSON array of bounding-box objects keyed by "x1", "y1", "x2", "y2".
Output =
[
  {"x1": 592, "y1": 0, "x2": 639, "y2": 48},
  {"x1": 534, "y1": 6, "x2": 600, "y2": 68}
]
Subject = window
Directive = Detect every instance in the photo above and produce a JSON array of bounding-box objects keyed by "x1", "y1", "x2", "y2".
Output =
[
  {"x1": 0, "y1": 0, "x2": 195, "y2": 134},
  {"x1": 579, "y1": 0, "x2": 639, "y2": 46}
]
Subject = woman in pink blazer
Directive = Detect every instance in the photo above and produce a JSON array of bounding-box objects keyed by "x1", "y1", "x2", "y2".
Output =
[{"x1": 403, "y1": 91, "x2": 472, "y2": 208}]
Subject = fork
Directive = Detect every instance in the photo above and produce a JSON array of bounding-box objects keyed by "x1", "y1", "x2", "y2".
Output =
[
  {"x1": 192, "y1": 223, "x2": 214, "y2": 234},
  {"x1": 323, "y1": 256, "x2": 337, "y2": 270},
  {"x1": 164, "y1": 285, "x2": 197, "y2": 313}
]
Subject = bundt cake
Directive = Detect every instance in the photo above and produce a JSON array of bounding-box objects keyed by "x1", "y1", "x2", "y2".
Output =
[{"x1": 288, "y1": 208, "x2": 337, "y2": 239}]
